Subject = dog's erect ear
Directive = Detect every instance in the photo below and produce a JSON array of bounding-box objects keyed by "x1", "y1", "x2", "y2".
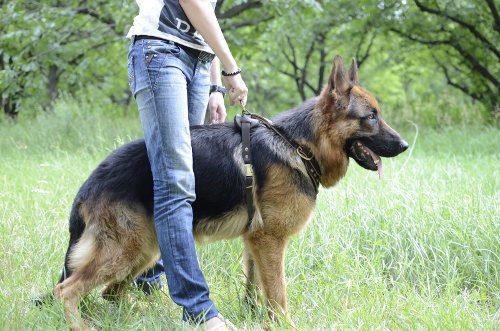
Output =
[
  {"x1": 348, "y1": 58, "x2": 359, "y2": 85},
  {"x1": 328, "y1": 55, "x2": 350, "y2": 94}
]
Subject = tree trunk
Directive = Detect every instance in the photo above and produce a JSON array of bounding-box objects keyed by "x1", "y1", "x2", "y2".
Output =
[{"x1": 47, "y1": 64, "x2": 60, "y2": 106}]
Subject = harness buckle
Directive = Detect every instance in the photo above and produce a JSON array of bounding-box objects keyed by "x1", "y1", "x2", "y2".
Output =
[
  {"x1": 297, "y1": 146, "x2": 313, "y2": 160},
  {"x1": 245, "y1": 164, "x2": 254, "y2": 177}
]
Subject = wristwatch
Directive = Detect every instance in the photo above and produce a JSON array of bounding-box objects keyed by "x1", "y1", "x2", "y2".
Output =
[{"x1": 209, "y1": 85, "x2": 226, "y2": 97}]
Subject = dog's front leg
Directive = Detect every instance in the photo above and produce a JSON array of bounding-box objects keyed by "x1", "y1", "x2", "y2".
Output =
[{"x1": 244, "y1": 232, "x2": 294, "y2": 327}]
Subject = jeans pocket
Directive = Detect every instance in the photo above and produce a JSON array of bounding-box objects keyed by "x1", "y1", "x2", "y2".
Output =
[
  {"x1": 145, "y1": 41, "x2": 181, "y2": 67},
  {"x1": 127, "y1": 56, "x2": 136, "y2": 96}
]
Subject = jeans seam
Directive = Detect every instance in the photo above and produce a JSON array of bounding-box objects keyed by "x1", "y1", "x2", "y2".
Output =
[
  {"x1": 144, "y1": 61, "x2": 197, "y2": 312},
  {"x1": 143, "y1": 40, "x2": 170, "y2": 93},
  {"x1": 151, "y1": 55, "x2": 168, "y2": 92}
]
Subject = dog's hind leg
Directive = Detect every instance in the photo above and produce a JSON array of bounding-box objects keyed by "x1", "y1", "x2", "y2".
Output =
[
  {"x1": 242, "y1": 243, "x2": 259, "y2": 309},
  {"x1": 53, "y1": 231, "x2": 105, "y2": 330},
  {"x1": 54, "y1": 264, "x2": 102, "y2": 331},
  {"x1": 55, "y1": 251, "x2": 143, "y2": 329},
  {"x1": 53, "y1": 229, "x2": 131, "y2": 329},
  {"x1": 34, "y1": 205, "x2": 86, "y2": 307},
  {"x1": 243, "y1": 232, "x2": 292, "y2": 326},
  {"x1": 101, "y1": 256, "x2": 159, "y2": 302},
  {"x1": 101, "y1": 278, "x2": 131, "y2": 302}
]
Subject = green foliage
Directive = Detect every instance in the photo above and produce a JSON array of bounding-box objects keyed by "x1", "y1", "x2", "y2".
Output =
[
  {"x1": 0, "y1": 0, "x2": 134, "y2": 116},
  {"x1": 222, "y1": 0, "x2": 494, "y2": 124},
  {"x1": 360, "y1": 48, "x2": 490, "y2": 128},
  {"x1": 387, "y1": 0, "x2": 499, "y2": 114},
  {"x1": 1, "y1": 0, "x2": 497, "y2": 123}
]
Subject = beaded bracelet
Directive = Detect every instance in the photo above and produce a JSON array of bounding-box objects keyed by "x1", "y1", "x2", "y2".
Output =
[{"x1": 221, "y1": 68, "x2": 242, "y2": 77}]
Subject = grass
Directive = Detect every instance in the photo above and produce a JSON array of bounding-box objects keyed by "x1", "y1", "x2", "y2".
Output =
[{"x1": 0, "y1": 103, "x2": 498, "y2": 330}]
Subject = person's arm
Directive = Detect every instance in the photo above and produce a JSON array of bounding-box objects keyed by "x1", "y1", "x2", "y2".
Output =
[
  {"x1": 208, "y1": 57, "x2": 227, "y2": 124},
  {"x1": 210, "y1": 56, "x2": 222, "y2": 86},
  {"x1": 179, "y1": 0, "x2": 248, "y2": 106}
]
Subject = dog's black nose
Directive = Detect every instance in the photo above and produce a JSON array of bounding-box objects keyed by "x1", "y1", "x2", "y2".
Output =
[{"x1": 399, "y1": 140, "x2": 409, "y2": 152}]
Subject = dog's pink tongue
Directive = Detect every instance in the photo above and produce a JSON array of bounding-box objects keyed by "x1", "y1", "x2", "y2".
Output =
[{"x1": 377, "y1": 159, "x2": 383, "y2": 179}]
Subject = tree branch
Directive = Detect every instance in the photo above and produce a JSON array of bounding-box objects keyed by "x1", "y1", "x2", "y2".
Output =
[
  {"x1": 229, "y1": 15, "x2": 274, "y2": 29},
  {"x1": 390, "y1": 28, "x2": 450, "y2": 45},
  {"x1": 392, "y1": 28, "x2": 498, "y2": 87},
  {"x1": 280, "y1": 38, "x2": 305, "y2": 100},
  {"x1": 67, "y1": 39, "x2": 118, "y2": 67},
  {"x1": 484, "y1": 0, "x2": 500, "y2": 32},
  {"x1": 264, "y1": 59, "x2": 296, "y2": 80},
  {"x1": 300, "y1": 38, "x2": 316, "y2": 97},
  {"x1": 316, "y1": 32, "x2": 327, "y2": 94},
  {"x1": 450, "y1": 41, "x2": 499, "y2": 87},
  {"x1": 218, "y1": 1, "x2": 263, "y2": 19},
  {"x1": 74, "y1": 7, "x2": 119, "y2": 35},
  {"x1": 414, "y1": 0, "x2": 499, "y2": 59},
  {"x1": 355, "y1": 31, "x2": 376, "y2": 68},
  {"x1": 283, "y1": 36, "x2": 300, "y2": 76},
  {"x1": 435, "y1": 58, "x2": 481, "y2": 101},
  {"x1": 215, "y1": 0, "x2": 226, "y2": 17}
]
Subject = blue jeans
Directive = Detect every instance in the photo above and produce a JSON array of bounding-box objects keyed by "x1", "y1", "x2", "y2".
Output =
[{"x1": 128, "y1": 36, "x2": 218, "y2": 322}]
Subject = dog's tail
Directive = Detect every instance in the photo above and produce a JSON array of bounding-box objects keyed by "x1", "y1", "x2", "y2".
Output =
[{"x1": 33, "y1": 200, "x2": 86, "y2": 306}]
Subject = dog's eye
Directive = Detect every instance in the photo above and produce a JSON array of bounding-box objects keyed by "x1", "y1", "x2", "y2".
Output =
[{"x1": 367, "y1": 113, "x2": 376, "y2": 120}]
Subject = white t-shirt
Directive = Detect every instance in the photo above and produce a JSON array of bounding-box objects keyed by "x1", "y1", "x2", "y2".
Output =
[{"x1": 127, "y1": 0, "x2": 216, "y2": 53}]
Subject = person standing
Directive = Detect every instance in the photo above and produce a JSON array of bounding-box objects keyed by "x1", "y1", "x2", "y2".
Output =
[{"x1": 127, "y1": 0, "x2": 248, "y2": 328}]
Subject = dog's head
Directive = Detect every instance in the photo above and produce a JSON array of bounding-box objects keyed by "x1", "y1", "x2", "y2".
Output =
[{"x1": 316, "y1": 55, "x2": 408, "y2": 179}]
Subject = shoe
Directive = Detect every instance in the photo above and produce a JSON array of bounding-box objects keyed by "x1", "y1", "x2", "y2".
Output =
[{"x1": 200, "y1": 314, "x2": 238, "y2": 331}]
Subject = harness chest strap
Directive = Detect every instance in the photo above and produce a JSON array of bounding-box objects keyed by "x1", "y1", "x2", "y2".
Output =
[{"x1": 240, "y1": 115, "x2": 256, "y2": 223}]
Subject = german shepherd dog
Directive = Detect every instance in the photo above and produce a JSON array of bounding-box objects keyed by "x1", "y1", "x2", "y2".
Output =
[{"x1": 45, "y1": 55, "x2": 407, "y2": 329}]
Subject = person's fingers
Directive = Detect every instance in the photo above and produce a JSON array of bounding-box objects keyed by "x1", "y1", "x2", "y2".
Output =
[
  {"x1": 225, "y1": 74, "x2": 248, "y2": 106},
  {"x1": 209, "y1": 92, "x2": 226, "y2": 124},
  {"x1": 218, "y1": 104, "x2": 227, "y2": 122},
  {"x1": 220, "y1": 112, "x2": 227, "y2": 122},
  {"x1": 209, "y1": 102, "x2": 216, "y2": 123},
  {"x1": 239, "y1": 84, "x2": 248, "y2": 107},
  {"x1": 229, "y1": 88, "x2": 247, "y2": 106},
  {"x1": 239, "y1": 92, "x2": 248, "y2": 107},
  {"x1": 229, "y1": 88, "x2": 238, "y2": 105},
  {"x1": 210, "y1": 111, "x2": 218, "y2": 124}
]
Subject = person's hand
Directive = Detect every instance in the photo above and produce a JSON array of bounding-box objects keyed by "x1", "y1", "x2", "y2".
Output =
[
  {"x1": 208, "y1": 91, "x2": 227, "y2": 124},
  {"x1": 223, "y1": 74, "x2": 248, "y2": 107}
]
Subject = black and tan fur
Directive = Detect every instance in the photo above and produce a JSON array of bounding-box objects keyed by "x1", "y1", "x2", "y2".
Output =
[{"x1": 45, "y1": 56, "x2": 407, "y2": 329}]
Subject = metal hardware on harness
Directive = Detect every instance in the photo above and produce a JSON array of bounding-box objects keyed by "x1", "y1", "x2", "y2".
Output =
[
  {"x1": 245, "y1": 164, "x2": 253, "y2": 177},
  {"x1": 240, "y1": 102, "x2": 250, "y2": 115},
  {"x1": 297, "y1": 146, "x2": 314, "y2": 160}
]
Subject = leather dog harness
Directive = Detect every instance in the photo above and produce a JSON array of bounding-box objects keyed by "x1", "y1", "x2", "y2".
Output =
[
  {"x1": 234, "y1": 107, "x2": 322, "y2": 224},
  {"x1": 234, "y1": 114, "x2": 258, "y2": 223}
]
